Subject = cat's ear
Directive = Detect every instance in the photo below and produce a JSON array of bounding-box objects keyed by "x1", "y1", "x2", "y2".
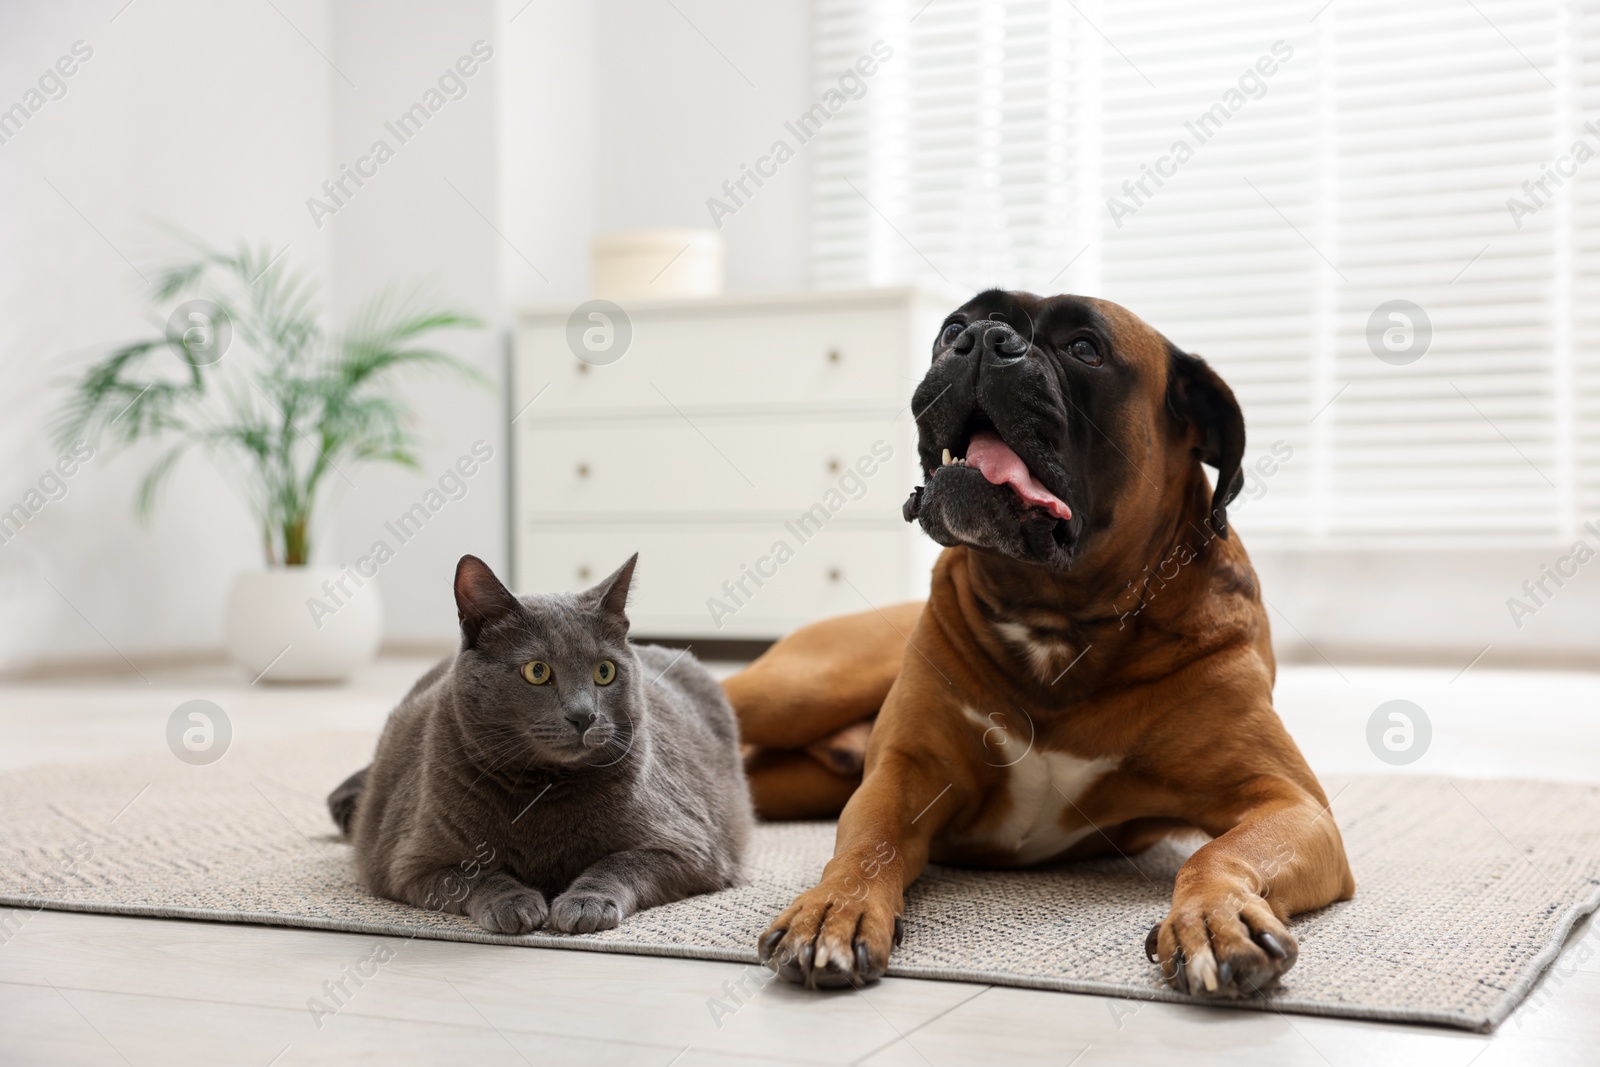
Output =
[
  {"x1": 454, "y1": 554, "x2": 520, "y2": 648},
  {"x1": 587, "y1": 553, "x2": 638, "y2": 630}
]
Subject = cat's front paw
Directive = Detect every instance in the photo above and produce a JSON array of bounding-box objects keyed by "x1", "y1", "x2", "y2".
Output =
[
  {"x1": 469, "y1": 888, "x2": 548, "y2": 935},
  {"x1": 548, "y1": 890, "x2": 624, "y2": 934}
]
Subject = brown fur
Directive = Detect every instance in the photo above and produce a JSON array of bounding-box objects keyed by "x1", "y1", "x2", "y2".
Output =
[{"x1": 727, "y1": 294, "x2": 1355, "y2": 997}]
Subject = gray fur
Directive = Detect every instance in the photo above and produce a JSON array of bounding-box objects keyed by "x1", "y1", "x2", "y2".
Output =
[{"x1": 329, "y1": 553, "x2": 753, "y2": 935}]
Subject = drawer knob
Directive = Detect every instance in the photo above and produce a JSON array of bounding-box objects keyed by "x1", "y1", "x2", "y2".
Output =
[
  {"x1": 576, "y1": 462, "x2": 591, "y2": 478},
  {"x1": 827, "y1": 567, "x2": 843, "y2": 583},
  {"x1": 827, "y1": 348, "x2": 841, "y2": 364}
]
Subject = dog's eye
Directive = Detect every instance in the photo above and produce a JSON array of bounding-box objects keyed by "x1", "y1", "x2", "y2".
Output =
[
  {"x1": 1067, "y1": 338, "x2": 1103, "y2": 367},
  {"x1": 593, "y1": 660, "x2": 616, "y2": 685},
  {"x1": 939, "y1": 322, "x2": 963, "y2": 345},
  {"x1": 521, "y1": 661, "x2": 552, "y2": 685}
]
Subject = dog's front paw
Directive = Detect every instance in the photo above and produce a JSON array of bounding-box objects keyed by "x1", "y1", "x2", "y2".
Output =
[
  {"x1": 548, "y1": 890, "x2": 624, "y2": 933},
  {"x1": 1147, "y1": 888, "x2": 1297, "y2": 998},
  {"x1": 759, "y1": 880, "x2": 903, "y2": 990},
  {"x1": 469, "y1": 888, "x2": 548, "y2": 935}
]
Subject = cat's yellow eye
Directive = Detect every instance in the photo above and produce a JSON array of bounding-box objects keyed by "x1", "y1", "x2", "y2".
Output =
[
  {"x1": 593, "y1": 660, "x2": 616, "y2": 686},
  {"x1": 521, "y1": 661, "x2": 552, "y2": 685}
]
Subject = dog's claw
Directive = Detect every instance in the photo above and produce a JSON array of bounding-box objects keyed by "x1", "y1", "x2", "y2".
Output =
[
  {"x1": 855, "y1": 941, "x2": 872, "y2": 981},
  {"x1": 1217, "y1": 960, "x2": 1233, "y2": 988},
  {"x1": 759, "y1": 928, "x2": 786, "y2": 963},
  {"x1": 809, "y1": 946, "x2": 854, "y2": 989},
  {"x1": 1144, "y1": 923, "x2": 1161, "y2": 963},
  {"x1": 893, "y1": 915, "x2": 905, "y2": 946},
  {"x1": 1256, "y1": 931, "x2": 1288, "y2": 961},
  {"x1": 1172, "y1": 946, "x2": 1189, "y2": 995},
  {"x1": 770, "y1": 931, "x2": 807, "y2": 983}
]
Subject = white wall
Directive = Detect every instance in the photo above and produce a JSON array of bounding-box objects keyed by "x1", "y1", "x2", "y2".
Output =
[
  {"x1": 0, "y1": 0, "x2": 334, "y2": 672},
  {"x1": 322, "y1": 0, "x2": 504, "y2": 646},
  {"x1": 495, "y1": 0, "x2": 814, "y2": 307},
  {"x1": 591, "y1": 0, "x2": 812, "y2": 294},
  {"x1": 497, "y1": 0, "x2": 595, "y2": 310},
  {"x1": 1252, "y1": 547, "x2": 1600, "y2": 668}
]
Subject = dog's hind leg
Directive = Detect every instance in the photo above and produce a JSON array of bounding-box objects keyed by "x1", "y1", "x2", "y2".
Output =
[
  {"x1": 722, "y1": 601, "x2": 921, "y2": 750},
  {"x1": 744, "y1": 749, "x2": 863, "y2": 820},
  {"x1": 804, "y1": 719, "x2": 874, "y2": 778}
]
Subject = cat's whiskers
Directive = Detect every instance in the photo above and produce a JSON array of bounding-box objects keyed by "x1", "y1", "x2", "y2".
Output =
[
  {"x1": 432, "y1": 723, "x2": 531, "y2": 764},
  {"x1": 462, "y1": 730, "x2": 541, "y2": 790}
]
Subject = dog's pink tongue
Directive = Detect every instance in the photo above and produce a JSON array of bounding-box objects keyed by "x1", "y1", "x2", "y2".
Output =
[{"x1": 966, "y1": 432, "x2": 1073, "y2": 521}]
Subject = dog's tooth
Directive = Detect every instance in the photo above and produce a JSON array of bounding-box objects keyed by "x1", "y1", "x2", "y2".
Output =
[{"x1": 942, "y1": 448, "x2": 952, "y2": 467}]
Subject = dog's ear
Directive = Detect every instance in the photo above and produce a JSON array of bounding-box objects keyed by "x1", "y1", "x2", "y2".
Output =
[
  {"x1": 454, "y1": 554, "x2": 520, "y2": 648},
  {"x1": 1166, "y1": 347, "x2": 1245, "y2": 538}
]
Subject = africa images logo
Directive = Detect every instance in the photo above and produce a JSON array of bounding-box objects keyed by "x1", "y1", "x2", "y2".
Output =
[
  {"x1": 305, "y1": 41, "x2": 494, "y2": 229},
  {"x1": 1106, "y1": 40, "x2": 1294, "y2": 228},
  {"x1": 704, "y1": 41, "x2": 894, "y2": 229}
]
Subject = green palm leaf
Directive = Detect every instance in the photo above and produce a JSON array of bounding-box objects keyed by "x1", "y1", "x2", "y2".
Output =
[{"x1": 53, "y1": 239, "x2": 486, "y2": 567}]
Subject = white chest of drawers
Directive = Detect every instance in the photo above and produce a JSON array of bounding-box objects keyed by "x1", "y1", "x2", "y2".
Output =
[{"x1": 511, "y1": 287, "x2": 956, "y2": 640}]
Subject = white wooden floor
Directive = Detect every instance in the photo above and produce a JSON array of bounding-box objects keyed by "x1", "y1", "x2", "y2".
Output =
[{"x1": 2, "y1": 656, "x2": 1597, "y2": 1066}]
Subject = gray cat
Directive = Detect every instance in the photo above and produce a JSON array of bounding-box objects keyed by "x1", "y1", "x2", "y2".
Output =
[{"x1": 327, "y1": 553, "x2": 752, "y2": 935}]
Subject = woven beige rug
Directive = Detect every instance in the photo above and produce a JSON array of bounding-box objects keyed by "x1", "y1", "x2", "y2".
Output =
[{"x1": 2, "y1": 732, "x2": 1597, "y2": 1033}]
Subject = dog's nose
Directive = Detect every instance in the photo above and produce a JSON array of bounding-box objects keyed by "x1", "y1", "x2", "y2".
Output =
[
  {"x1": 958, "y1": 320, "x2": 1029, "y2": 364},
  {"x1": 565, "y1": 706, "x2": 597, "y2": 734}
]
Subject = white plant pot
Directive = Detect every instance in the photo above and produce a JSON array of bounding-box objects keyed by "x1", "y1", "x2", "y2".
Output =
[{"x1": 225, "y1": 567, "x2": 383, "y2": 683}]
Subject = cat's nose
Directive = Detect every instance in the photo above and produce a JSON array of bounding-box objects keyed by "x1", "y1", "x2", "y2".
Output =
[{"x1": 565, "y1": 707, "x2": 597, "y2": 735}]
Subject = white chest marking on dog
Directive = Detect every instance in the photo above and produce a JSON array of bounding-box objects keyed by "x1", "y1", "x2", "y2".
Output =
[
  {"x1": 962, "y1": 707, "x2": 1116, "y2": 864},
  {"x1": 994, "y1": 621, "x2": 1073, "y2": 682}
]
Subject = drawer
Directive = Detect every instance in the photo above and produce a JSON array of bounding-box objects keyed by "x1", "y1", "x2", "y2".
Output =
[
  {"x1": 513, "y1": 524, "x2": 934, "y2": 638},
  {"x1": 514, "y1": 417, "x2": 918, "y2": 519},
  {"x1": 516, "y1": 302, "x2": 921, "y2": 413}
]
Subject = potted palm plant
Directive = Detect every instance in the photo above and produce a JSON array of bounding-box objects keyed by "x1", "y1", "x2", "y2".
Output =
[{"x1": 57, "y1": 240, "x2": 485, "y2": 682}]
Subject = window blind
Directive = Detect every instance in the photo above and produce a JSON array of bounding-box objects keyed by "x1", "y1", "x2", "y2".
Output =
[{"x1": 812, "y1": 0, "x2": 1600, "y2": 545}]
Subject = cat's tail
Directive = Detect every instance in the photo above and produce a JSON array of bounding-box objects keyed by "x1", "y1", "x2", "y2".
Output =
[{"x1": 327, "y1": 766, "x2": 368, "y2": 837}]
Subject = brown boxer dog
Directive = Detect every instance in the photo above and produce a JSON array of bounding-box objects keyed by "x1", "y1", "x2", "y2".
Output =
[{"x1": 724, "y1": 290, "x2": 1355, "y2": 998}]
